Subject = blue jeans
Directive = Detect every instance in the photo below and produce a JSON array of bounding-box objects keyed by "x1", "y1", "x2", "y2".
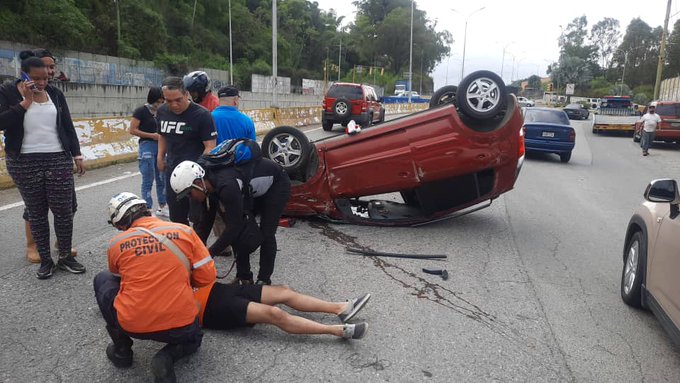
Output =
[
  {"x1": 138, "y1": 140, "x2": 166, "y2": 209},
  {"x1": 641, "y1": 130, "x2": 656, "y2": 152}
]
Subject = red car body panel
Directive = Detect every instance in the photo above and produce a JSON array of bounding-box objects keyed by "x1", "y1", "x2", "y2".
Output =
[{"x1": 283, "y1": 98, "x2": 525, "y2": 226}]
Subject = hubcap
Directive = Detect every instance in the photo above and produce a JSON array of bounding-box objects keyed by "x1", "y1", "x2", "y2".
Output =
[
  {"x1": 623, "y1": 239, "x2": 639, "y2": 295},
  {"x1": 465, "y1": 77, "x2": 501, "y2": 113},
  {"x1": 268, "y1": 133, "x2": 303, "y2": 167},
  {"x1": 335, "y1": 102, "x2": 348, "y2": 115}
]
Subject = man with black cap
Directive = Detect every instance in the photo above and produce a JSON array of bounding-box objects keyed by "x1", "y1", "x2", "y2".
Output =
[{"x1": 212, "y1": 85, "x2": 256, "y2": 144}]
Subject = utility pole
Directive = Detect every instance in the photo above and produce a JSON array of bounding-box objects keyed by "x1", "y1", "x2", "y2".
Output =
[
  {"x1": 272, "y1": 0, "x2": 277, "y2": 107},
  {"x1": 408, "y1": 0, "x2": 413, "y2": 104},
  {"x1": 115, "y1": 0, "x2": 121, "y2": 54},
  {"x1": 654, "y1": 0, "x2": 672, "y2": 100},
  {"x1": 338, "y1": 33, "x2": 342, "y2": 81},
  {"x1": 228, "y1": 0, "x2": 233, "y2": 84}
]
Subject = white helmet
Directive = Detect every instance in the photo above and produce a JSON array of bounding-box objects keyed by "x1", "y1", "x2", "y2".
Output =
[
  {"x1": 108, "y1": 192, "x2": 147, "y2": 226},
  {"x1": 171, "y1": 160, "x2": 206, "y2": 199}
]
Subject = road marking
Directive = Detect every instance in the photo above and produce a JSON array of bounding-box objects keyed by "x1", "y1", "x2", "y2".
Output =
[{"x1": 0, "y1": 172, "x2": 141, "y2": 212}]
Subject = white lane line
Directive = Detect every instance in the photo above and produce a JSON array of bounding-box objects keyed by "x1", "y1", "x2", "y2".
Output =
[{"x1": 0, "y1": 172, "x2": 141, "y2": 212}]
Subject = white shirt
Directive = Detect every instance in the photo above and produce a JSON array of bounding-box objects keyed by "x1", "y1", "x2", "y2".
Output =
[
  {"x1": 21, "y1": 93, "x2": 64, "y2": 154},
  {"x1": 640, "y1": 112, "x2": 662, "y2": 133}
]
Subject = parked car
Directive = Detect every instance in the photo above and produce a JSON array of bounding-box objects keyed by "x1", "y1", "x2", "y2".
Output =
[
  {"x1": 262, "y1": 70, "x2": 525, "y2": 226},
  {"x1": 321, "y1": 83, "x2": 385, "y2": 131},
  {"x1": 522, "y1": 107, "x2": 575, "y2": 163},
  {"x1": 563, "y1": 103, "x2": 590, "y2": 120},
  {"x1": 517, "y1": 96, "x2": 535, "y2": 107},
  {"x1": 621, "y1": 178, "x2": 680, "y2": 345},
  {"x1": 633, "y1": 101, "x2": 680, "y2": 143}
]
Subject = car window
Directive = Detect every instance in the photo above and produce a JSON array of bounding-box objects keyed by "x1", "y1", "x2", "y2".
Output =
[
  {"x1": 655, "y1": 104, "x2": 680, "y2": 117},
  {"x1": 525, "y1": 109, "x2": 570, "y2": 125},
  {"x1": 566, "y1": 104, "x2": 581, "y2": 109},
  {"x1": 328, "y1": 85, "x2": 363, "y2": 100}
]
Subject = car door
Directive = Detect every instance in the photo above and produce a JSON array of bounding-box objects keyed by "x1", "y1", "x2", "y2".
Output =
[{"x1": 647, "y1": 206, "x2": 680, "y2": 327}]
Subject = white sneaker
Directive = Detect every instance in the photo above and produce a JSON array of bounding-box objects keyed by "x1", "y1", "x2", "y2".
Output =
[{"x1": 156, "y1": 206, "x2": 169, "y2": 217}]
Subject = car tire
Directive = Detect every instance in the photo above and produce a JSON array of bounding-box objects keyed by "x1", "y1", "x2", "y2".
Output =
[
  {"x1": 633, "y1": 130, "x2": 641, "y2": 143},
  {"x1": 262, "y1": 126, "x2": 312, "y2": 173},
  {"x1": 559, "y1": 152, "x2": 571, "y2": 163},
  {"x1": 322, "y1": 120, "x2": 333, "y2": 131},
  {"x1": 333, "y1": 97, "x2": 352, "y2": 120},
  {"x1": 429, "y1": 85, "x2": 458, "y2": 109},
  {"x1": 621, "y1": 231, "x2": 646, "y2": 308},
  {"x1": 456, "y1": 71, "x2": 506, "y2": 120}
]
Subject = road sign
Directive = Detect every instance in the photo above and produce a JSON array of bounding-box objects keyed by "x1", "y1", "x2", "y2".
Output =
[{"x1": 566, "y1": 83, "x2": 575, "y2": 95}]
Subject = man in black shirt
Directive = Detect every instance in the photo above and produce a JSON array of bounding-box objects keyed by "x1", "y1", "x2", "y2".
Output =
[
  {"x1": 170, "y1": 158, "x2": 291, "y2": 285},
  {"x1": 157, "y1": 77, "x2": 217, "y2": 225}
]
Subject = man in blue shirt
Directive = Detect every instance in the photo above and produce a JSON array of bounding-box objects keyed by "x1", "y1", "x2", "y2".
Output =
[{"x1": 212, "y1": 86, "x2": 256, "y2": 144}]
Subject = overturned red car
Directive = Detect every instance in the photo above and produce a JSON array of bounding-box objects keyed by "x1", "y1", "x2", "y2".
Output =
[{"x1": 262, "y1": 71, "x2": 525, "y2": 226}]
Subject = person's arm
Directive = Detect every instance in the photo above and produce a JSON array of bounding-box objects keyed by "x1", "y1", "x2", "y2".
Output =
[
  {"x1": 157, "y1": 134, "x2": 167, "y2": 172},
  {"x1": 247, "y1": 118, "x2": 256, "y2": 141},
  {"x1": 208, "y1": 183, "x2": 245, "y2": 256},
  {"x1": 199, "y1": 109, "x2": 217, "y2": 154},
  {"x1": 0, "y1": 83, "x2": 32, "y2": 132},
  {"x1": 188, "y1": 230, "x2": 216, "y2": 287},
  {"x1": 107, "y1": 247, "x2": 120, "y2": 276},
  {"x1": 56, "y1": 88, "x2": 86, "y2": 176},
  {"x1": 129, "y1": 114, "x2": 159, "y2": 140}
]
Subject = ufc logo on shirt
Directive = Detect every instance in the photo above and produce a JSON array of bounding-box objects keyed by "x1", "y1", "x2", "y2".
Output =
[{"x1": 160, "y1": 121, "x2": 186, "y2": 134}]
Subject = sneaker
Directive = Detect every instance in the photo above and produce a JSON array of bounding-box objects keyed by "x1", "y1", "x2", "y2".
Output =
[
  {"x1": 36, "y1": 260, "x2": 56, "y2": 279},
  {"x1": 342, "y1": 322, "x2": 368, "y2": 339},
  {"x1": 106, "y1": 343, "x2": 133, "y2": 368},
  {"x1": 155, "y1": 205, "x2": 170, "y2": 217},
  {"x1": 58, "y1": 255, "x2": 86, "y2": 274},
  {"x1": 255, "y1": 279, "x2": 271, "y2": 286},
  {"x1": 338, "y1": 293, "x2": 371, "y2": 323}
]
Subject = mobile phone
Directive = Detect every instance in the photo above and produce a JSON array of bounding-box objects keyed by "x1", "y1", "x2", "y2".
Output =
[{"x1": 20, "y1": 72, "x2": 38, "y2": 92}]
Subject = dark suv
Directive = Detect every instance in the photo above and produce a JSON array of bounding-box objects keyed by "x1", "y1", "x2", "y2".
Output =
[{"x1": 322, "y1": 83, "x2": 385, "y2": 131}]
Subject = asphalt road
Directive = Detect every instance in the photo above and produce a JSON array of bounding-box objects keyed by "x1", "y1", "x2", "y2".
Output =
[{"x1": 1, "y1": 116, "x2": 680, "y2": 382}]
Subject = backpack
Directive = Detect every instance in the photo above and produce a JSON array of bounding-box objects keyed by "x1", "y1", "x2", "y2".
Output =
[{"x1": 197, "y1": 138, "x2": 262, "y2": 169}]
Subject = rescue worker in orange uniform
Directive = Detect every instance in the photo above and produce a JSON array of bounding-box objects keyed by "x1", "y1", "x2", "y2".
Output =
[{"x1": 94, "y1": 192, "x2": 216, "y2": 383}]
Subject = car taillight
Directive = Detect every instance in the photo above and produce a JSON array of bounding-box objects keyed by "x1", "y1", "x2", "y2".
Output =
[
  {"x1": 362, "y1": 101, "x2": 367, "y2": 112},
  {"x1": 519, "y1": 126, "x2": 526, "y2": 157},
  {"x1": 569, "y1": 129, "x2": 576, "y2": 142}
]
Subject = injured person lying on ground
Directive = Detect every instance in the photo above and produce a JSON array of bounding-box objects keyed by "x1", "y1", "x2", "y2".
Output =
[{"x1": 194, "y1": 281, "x2": 371, "y2": 339}]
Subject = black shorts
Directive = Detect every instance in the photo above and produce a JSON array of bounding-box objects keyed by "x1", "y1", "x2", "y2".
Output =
[{"x1": 203, "y1": 283, "x2": 263, "y2": 330}]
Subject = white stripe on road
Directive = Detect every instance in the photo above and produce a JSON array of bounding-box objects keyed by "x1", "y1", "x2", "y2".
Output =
[{"x1": 0, "y1": 172, "x2": 141, "y2": 212}]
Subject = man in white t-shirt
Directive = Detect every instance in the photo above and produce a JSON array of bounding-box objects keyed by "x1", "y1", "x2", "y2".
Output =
[{"x1": 639, "y1": 104, "x2": 662, "y2": 156}]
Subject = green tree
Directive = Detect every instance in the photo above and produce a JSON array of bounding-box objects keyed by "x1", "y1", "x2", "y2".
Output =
[
  {"x1": 665, "y1": 19, "x2": 680, "y2": 78},
  {"x1": 527, "y1": 75, "x2": 542, "y2": 89},
  {"x1": 613, "y1": 18, "x2": 660, "y2": 88},
  {"x1": 590, "y1": 17, "x2": 620, "y2": 70}
]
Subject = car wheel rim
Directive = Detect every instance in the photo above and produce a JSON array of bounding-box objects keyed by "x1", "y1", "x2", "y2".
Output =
[
  {"x1": 336, "y1": 102, "x2": 348, "y2": 115},
  {"x1": 623, "y1": 239, "x2": 639, "y2": 295},
  {"x1": 268, "y1": 133, "x2": 303, "y2": 167},
  {"x1": 465, "y1": 77, "x2": 501, "y2": 113},
  {"x1": 438, "y1": 92, "x2": 455, "y2": 104}
]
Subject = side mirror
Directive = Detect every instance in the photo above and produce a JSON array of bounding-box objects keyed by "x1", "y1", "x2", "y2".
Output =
[{"x1": 645, "y1": 179, "x2": 680, "y2": 204}]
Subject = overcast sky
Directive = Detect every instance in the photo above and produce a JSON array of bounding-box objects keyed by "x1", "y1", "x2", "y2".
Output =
[{"x1": 312, "y1": 0, "x2": 677, "y2": 90}]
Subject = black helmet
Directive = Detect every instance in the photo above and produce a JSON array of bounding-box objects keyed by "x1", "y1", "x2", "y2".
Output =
[{"x1": 183, "y1": 71, "x2": 210, "y2": 102}]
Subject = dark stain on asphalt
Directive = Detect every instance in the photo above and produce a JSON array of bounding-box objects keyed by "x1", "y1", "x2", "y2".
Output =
[
  {"x1": 345, "y1": 352, "x2": 392, "y2": 371},
  {"x1": 311, "y1": 221, "x2": 516, "y2": 338}
]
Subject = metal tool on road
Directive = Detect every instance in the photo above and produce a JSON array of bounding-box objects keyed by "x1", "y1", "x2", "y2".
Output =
[
  {"x1": 345, "y1": 247, "x2": 447, "y2": 260},
  {"x1": 422, "y1": 267, "x2": 449, "y2": 280}
]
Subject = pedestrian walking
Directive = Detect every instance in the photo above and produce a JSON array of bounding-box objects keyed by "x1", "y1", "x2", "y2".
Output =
[
  {"x1": 130, "y1": 87, "x2": 168, "y2": 217},
  {"x1": 0, "y1": 54, "x2": 85, "y2": 279},
  {"x1": 640, "y1": 103, "x2": 661, "y2": 156},
  {"x1": 156, "y1": 76, "x2": 216, "y2": 225},
  {"x1": 94, "y1": 192, "x2": 216, "y2": 382}
]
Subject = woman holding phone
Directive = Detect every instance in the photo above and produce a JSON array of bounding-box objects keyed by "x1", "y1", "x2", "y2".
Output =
[{"x1": 0, "y1": 54, "x2": 86, "y2": 279}]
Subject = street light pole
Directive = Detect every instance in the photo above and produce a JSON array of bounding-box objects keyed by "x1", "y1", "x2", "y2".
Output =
[
  {"x1": 460, "y1": 6, "x2": 486, "y2": 80},
  {"x1": 272, "y1": 0, "x2": 277, "y2": 107},
  {"x1": 408, "y1": 0, "x2": 414, "y2": 104},
  {"x1": 228, "y1": 0, "x2": 233, "y2": 84},
  {"x1": 115, "y1": 0, "x2": 121, "y2": 54},
  {"x1": 500, "y1": 42, "x2": 514, "y2": 83}
]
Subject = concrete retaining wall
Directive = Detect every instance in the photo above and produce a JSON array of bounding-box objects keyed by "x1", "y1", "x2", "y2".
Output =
[{"x1": 0, "y1": 103, "x2": 427, "y2": 189}]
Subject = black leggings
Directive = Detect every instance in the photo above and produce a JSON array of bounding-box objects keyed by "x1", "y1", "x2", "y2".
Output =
[
  {"x1": 236, "y1": 179, "x2": 291, "y2": 282},
  {"x1": 6, "y1": 152, "x2": 75, "y2": 261}
]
